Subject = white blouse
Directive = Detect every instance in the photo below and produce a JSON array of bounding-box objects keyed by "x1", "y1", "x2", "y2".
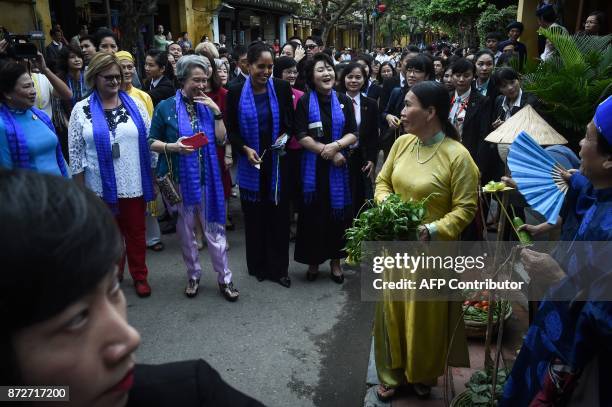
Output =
[{"x1": 68, "y1": 97, "x2": 151, "y2": 198}]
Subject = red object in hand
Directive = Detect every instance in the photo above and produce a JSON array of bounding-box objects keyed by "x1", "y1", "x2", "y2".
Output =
[{"x1": 182, "y1": 132, "x2": 209, "y2": 149}]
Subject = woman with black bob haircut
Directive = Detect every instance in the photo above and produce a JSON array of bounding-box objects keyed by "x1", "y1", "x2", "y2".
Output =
[
  {"x1": 143, "y1": 50, "x2": 176, "y2": 106},
  {"x1": 382, "y1": 54, "x2": 434, "y2": 158},
  {"x1": 353, "y1": 54, "x2": 381, "y2": 100},
  {"x1": 226, "y1": 42, "x2": 295, "y2": 287},
  {"x1": 338, "y1": 62, "x2": 379, "y2": 215},
  {"x1": 294, "y1": 52, "x2": 357, "y2": 283},
  {"x1": 373, "y1": 81, "x2": 478, "y2": 400},
  {"x1": 0, "y1": 170, "x2": 265, "y2": 406}
]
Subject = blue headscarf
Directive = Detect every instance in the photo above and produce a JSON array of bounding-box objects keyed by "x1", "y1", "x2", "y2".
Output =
[
  {"x1": 175, "y1": 91, "x2": 225, "y2": 230},
  {"x1": 237, "y1": 77, "x2": 282, "y2": 204},
  {"x1": 0, "y1": 104, "x2": 68, "y2": 177},
  {"x1": 302, "y1": 90, "x2": 351, "y2": 218},
  {"x1": 89, "y1": 90, "x2": 154, "y2": 212}
]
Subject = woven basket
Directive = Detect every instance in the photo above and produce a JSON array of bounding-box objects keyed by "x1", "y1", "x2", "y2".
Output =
[{"x1": 450, "y1": 390, "x2": 472, "y2": 407}]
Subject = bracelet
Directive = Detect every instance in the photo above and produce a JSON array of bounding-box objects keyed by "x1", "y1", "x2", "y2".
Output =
[
  {"x1": 335, "y1": 140, "x2": 342, "y2": 149},
  {"x1": 214, "y1": 112, "x2": 223, "y2": 120},
  {"x1": 225, "y1": 155, "x2": 233, "y2": 159}
]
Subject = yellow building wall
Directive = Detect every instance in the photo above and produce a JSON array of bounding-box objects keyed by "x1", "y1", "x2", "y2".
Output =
[
  {"x1": 171, "y1": 0, "x2": 216, "y2": 46},
  {"x1": 0, "y1": 0, "x2": 52, "y2": 43},
  {"x1": 517, "y1": 0, "x2": 540, "y2": 60}
]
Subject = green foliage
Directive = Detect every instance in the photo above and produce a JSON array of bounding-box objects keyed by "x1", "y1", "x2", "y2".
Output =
[
  {"x1": 376, "y1": 1, "x2": 413, "y2": 42},
  {"x1": 344, "y1": 194, "x2": 429, "y2": 264},
  {"x1": 521, "y1": 28, "x2": 612, "y2": 141},
  {"x1": 476, "y1": 4, "x2": 518, "y2": 47},
  {"x1": 463, "y1": 368, "x2": 509, "y2": 406}
]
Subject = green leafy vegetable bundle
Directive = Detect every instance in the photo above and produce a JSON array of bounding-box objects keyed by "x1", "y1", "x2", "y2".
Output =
[
  {"x1": 461, "y1": 368, "x2": 509, "y2": 406},
  {"x1": 344, "y1": 194, "x2": 428, "y2": 264}
]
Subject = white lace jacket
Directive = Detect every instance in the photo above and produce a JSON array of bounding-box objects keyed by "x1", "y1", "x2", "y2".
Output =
[{"x1": 68, "y1": 97, "x2": 152, "y2": 198}]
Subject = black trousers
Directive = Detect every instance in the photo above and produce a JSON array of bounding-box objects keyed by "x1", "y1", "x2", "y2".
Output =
[{"x1": 241, "y1": 197, "x2": 290, "y2": 281}]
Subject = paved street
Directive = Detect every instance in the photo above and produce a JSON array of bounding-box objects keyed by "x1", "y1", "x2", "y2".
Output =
[{"x1": 123, "y1": 197, "x2": 375, "y2": 407}]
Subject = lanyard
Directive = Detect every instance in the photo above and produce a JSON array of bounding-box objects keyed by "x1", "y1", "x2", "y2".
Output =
[{"x1": 68, "y1": 73, "x2": 85, "y2": 106}]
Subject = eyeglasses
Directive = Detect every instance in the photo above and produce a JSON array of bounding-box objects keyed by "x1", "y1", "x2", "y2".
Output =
[
  {"x1": 284, "y1": 69, "x2": 298, "y2": 75},
  {"x1": 305, "y1": 44, "x2": 318, "y2": 50},
  {"x1": 100, "y1": 74, "x2": 122, "y2": 82}
]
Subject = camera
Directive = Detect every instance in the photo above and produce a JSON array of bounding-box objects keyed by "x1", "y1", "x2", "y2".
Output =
[{"x1": 1, "y1": 28, "x2": 44, "y2": 59}]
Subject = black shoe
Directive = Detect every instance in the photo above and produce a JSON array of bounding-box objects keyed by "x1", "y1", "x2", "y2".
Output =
[
  {"x1": 330, "y1": 272, "x2": 344, "y2": 284},
  {"x1": 278, "y1": 276, "x2": 291, "y2": 288},
  {"x1": 185, "y1": 278, "x2": 200, "y2": 298},
  {"x1": 219, "y1": 282, "x2": 239, "y2": 302}
]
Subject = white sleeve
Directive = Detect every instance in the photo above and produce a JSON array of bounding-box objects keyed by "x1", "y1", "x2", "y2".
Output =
[{"x1": 68, "y1": 102, "x2": 85, "y2": 174}]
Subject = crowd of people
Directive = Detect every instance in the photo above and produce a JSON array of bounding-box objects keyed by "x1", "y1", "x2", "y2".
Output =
[{"x1": 0, "y1": 6, "x2": 611, "y2": 405}]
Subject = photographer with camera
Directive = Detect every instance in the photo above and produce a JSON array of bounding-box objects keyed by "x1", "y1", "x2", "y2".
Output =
[{"x1": 0, "y1": 30, "x2": 72, "y2": 119}]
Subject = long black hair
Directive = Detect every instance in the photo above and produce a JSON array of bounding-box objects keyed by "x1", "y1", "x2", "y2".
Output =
[
  {"x1": 410, "y1": 81, "x2": 460, "y2": 141},
  {"x1": 0, "y1": 170, "x2": 122, "y2": 383}
]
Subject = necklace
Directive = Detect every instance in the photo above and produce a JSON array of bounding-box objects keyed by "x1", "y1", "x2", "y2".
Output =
[{"x1": 416, "y1": 136, "x2": 445, "y2": 164}]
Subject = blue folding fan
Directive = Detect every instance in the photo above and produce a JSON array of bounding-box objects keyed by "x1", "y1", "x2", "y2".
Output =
[{"x1": 507, "y1": 131, "x2": 568, "y2": 225}]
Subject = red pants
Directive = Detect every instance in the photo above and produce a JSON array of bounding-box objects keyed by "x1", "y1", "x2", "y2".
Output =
[{"x1": 115, "y1": 197, "x2": 148, "y2": 282}]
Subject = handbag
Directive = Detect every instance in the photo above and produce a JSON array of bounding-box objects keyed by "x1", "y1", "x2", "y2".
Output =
[{"x1": 156, "y1": 144, "x2": 182, "y2": 206}]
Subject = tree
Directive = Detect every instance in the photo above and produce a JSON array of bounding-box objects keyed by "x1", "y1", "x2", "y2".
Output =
[
  {"x1": 408, "y1": 0, "x2": 485, "y2": 47},
  {"x1": 376, "y1": 1, "x2": 414, "y2": 46},
  {"x1": 298, "y1": 0, "x2": 360, "y2": 45},
  {"x1": 118, "y1": 0, "x2": 158, "y2": 54},
  {"x1": 476, "y1": 4, "x2": 518, "y2": 47}
]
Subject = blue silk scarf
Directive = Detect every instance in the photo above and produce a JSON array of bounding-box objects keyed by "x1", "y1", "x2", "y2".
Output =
[
  {"x1": 89, "y1": 90, "x2": 154, "y2": 211},
  {"x1": 237, "y1": 77, "x2": 281, "y2": 204},
  {"x1": 302, "y1": 90, "x2": 351, "y2": 218},
  {"x1": 0, "y1": 104, "x2": 68, "y2": 177},
  {"x1": 175, "y1": 91, "x2": 225, "y2": 229}
]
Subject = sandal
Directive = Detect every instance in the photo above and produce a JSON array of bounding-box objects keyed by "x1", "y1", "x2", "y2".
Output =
[
  {"x1": 375, "y1": 384, "x2": 396, "y2": 402},
  {"x1": 147, "y1": 242, "x2": 165, "y2": 252}
]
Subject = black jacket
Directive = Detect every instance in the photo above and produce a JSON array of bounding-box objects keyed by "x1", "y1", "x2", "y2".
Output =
[
  {"x1": 226, "y1": 78, "x2": 294, "y2": 154},
  {"x1": 229, "y1": 72, "x2": 247, "y2": 87},
  {"x1": 144, "y1": 76, "x2": 176, "y2": 107},
  {"x1": 127, "y1": 360, "x2": 265, "y2": 407},
  {"x1": 449, "y1": 88, "x2": 491, "y2": 180},
  {"x1": 357, "y1": 94, "x2": 379, "y2": 163},
  {"x1": 365, "y1": 81, "x2": 382, "y2": 101},
  {"x1": 492, "y1": 91, "x2": 540, "y2": 122},
  {"x1": 378, "y1": 76, "x2": 401, "y2": 115}
]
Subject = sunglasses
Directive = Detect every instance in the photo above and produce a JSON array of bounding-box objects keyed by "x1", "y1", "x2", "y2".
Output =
[
  {"x1": 305, "y1": 44, "x2": 318, "y2": 50},
  {"x1": 100, "y1": 74, "x2": 122, "y2": 82}
]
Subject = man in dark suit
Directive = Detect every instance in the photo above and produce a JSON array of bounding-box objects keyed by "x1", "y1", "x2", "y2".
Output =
[
  {"x1": 378, "y1": 46, "x2": 420, "y2": 115},
  {"x1": 45, "y1": 26, "x2": 65, "y2": 70},
  {"x1": 229, "y1": 45, "x2": 249, "y2": 86},
  {"x1": 498, "y1": 21, "x2": 527, "y2": 68}
]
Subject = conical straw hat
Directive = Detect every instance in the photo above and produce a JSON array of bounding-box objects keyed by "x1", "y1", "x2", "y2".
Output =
[{"x1": 485, "y1": 105, "x2": 567, "y2": 145}]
